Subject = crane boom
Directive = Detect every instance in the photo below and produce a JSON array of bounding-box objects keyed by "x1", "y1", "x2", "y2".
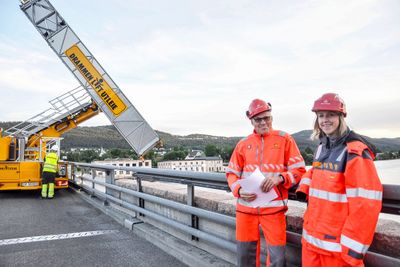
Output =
[{"x1": 19, "y1": 0, "x2": 159, "y2": 156}]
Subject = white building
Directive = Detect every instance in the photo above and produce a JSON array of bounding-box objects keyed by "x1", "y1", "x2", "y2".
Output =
[
  {"x1": 92, "y1": 158, "x2": 152, "y2": 178},
  {"x1": 157, "y1": 156, "x2": 223, "y2": 173}
]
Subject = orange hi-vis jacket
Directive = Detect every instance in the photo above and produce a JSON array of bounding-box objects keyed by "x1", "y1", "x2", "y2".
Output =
[
  {"x1": 296, "y1": 131, "x2": 382, "y2": 266},
  {"x1": 226, "y1": 129, "x2": 306, "y2": 215}
]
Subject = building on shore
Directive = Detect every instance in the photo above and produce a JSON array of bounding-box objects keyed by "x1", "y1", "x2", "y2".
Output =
[
  {"x1": 92, "y1": 158, "x2": 152, "y2": 178},
  {"x1": 157, "y1": 156, "x2": 223, "y2": 173}
]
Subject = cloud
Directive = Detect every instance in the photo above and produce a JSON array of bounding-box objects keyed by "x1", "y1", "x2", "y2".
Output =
[{"x1": 1, "y1": 0, "x2": 399, "y2": 138}]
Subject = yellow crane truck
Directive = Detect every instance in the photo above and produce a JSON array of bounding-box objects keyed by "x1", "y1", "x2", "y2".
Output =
[
  {"x1": 0, "y1": 89, "x2": 99, "y2": 190},
  {"x1": 0, "y1": 0, "x2": 159, "y2": 190}
]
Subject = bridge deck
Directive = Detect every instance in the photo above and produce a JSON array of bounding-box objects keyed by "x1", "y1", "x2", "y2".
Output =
[{"x1": 0, "y1": 189, "x2": 187, "y2": 267}]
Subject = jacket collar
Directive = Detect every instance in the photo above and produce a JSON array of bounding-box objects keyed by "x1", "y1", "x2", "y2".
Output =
[
  {"x1": 320, "y1": 128, "x2": 350, "y2": 149},
  {"x1": 252, "y1": 129, "x2": 272, "y2": 138}
]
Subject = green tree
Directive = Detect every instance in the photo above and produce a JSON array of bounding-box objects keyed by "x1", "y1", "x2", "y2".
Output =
[
  {"x1": 163, "y1": 150, "x2": 187, "y2": 160},
  {"x1": 220, "y1": 146, "x2": 234, "y2": 162},
  {"x1": 80, "y1": 149, "x2": 100, "y2": 163},
  {"x1": 63, "y1": 149, "x2": 100, "y2": 163},
  {"x1": 109, "y1": 148, "x2": 122, "y2": 158},
  {"x1": 144, "y1": 150, "x2": 158, "y2": 167},
  {"x1": 305, "y1": 146, "x2": 314, "y2": 155},
  {"x1": 205, "y1": 144, "x2": 218, "y2": 157},
  {"x1": 63, "y1": 151, "x2": 81, "y2": 162},
  {"x1": 301, "y1": 150, "x2": 313, "y2": 166}
]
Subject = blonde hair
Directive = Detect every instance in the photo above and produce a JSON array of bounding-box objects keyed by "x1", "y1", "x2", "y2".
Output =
[{"x1": 311, "y1": 113, "x2": 347, "y2": 140}]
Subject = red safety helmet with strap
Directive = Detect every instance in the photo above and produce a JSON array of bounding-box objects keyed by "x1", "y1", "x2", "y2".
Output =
[
  {"x1": 312, "y1": 93, "x2": 347, "y2": 117},
  {"x1": 246, "y1": 99, "x2": 272, "y2": 119}
]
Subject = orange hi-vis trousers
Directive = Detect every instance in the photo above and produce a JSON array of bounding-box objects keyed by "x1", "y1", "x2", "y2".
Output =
[
  {"x1": 302, "y1": 242, "x2": 360, "y2": 267},
  {"x1": 236, "y1": 211, "x2": 286, "y2": 267}
]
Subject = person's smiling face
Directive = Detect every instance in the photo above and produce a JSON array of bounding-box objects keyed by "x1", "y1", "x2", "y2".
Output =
[
  {"x1": 317, "y1": 111, "x2": 340, "y2": 137},
  {"x1": 251, "y1": 111, "x2": 272, "y2": 135}
]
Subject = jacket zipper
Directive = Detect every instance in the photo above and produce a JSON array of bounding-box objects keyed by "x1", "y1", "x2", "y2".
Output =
[
  {"x1": 260, "y1": 136, "x2": 264, "y2": 169},
  {"x1": 256, "y1": 146, "x2": 259, "y2": 165},
  {"x1": 259, "y1": 136, "x2": 264, "y2": 215}
]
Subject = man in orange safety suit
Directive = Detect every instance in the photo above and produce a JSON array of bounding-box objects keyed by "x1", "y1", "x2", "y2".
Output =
[
  {"x1": 296, "y1": 93, "x2": 383, "y2": 267},
  {"x1": 226, "y1": 99, "x2": 306, "y2": 267}
]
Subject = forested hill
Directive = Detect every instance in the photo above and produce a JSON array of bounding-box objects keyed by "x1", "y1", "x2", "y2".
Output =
[
  {"x1": 61, "y1": 126, "x2": 243, "y2": 151},
  {"x1": 1, "y1": 122, "x2": 400, "y2": 153}
]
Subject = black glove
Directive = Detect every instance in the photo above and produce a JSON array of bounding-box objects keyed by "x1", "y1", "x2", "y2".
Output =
[{"x1": 296, "y1": 191, "x2": 308, "y2": 203}]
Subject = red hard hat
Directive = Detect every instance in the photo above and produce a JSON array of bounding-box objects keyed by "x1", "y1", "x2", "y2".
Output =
[
  {"x1": 246, "y1": 99, "x2": 272, "y2": 119},
  {"x1": 312, "y1": 93, "x2": 346, "y2": 117}
]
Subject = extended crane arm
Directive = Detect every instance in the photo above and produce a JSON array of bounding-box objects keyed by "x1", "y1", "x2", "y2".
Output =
[
  {"x1": 20, "y1": 0, "x2": 159, "y2": 156},
  {"x1": 31, "y1": 102, "x2": 100, "y2": 140}
]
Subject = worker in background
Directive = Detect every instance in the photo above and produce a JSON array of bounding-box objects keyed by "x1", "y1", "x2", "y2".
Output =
[
  {"x1": 41, "y1": 145, "x2": 59, "y2": 199},
  {"x1": 296, "y1": 93, "x2": 382, "y2": 267},
  {"x1": 226, "y1": 99, "x2": 306, "y2": 267}
]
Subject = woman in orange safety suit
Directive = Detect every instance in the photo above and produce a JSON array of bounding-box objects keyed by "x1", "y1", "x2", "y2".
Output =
[
  {"x1": 227, "y1": 99, "x2": 306, "y2": 267},
  {"x1": 296, "y1": 93, "x2": 382, "y2": 267}
]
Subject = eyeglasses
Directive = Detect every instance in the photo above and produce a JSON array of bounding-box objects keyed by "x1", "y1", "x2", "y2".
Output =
[{"x1": 253, "y1": 116, "x2": 272, "y2": 123}]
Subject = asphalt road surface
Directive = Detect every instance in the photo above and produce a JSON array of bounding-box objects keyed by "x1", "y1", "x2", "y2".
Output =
[{"x1": 0, "y1": 189, "x2": 187, "y2": 267}]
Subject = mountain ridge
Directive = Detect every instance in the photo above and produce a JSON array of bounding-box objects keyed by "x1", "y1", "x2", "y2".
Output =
[{"x1": 1, "y1": 122, "x2": 399, "y2": 152}]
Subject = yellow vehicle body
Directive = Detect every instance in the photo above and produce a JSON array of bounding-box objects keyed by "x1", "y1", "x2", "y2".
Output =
[
  {"x1": 0, "y1": 161, "x2": 69, "y2": 190},
  {"x1": 0, "y1": 103, "x2": 98, "y2": 191}
]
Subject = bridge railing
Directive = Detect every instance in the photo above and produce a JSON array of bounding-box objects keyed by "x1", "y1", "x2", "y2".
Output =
[{"x1": 68, "y1": 162, "x2": 400, "y2": 267}]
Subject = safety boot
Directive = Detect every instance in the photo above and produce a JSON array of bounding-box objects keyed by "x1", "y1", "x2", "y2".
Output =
[
  {"x1": 41, "y1": 183, "x2": 48, "y2": 198},
  {"x1": 48, "y1": 183, "x2": 55, "y2": 199}
]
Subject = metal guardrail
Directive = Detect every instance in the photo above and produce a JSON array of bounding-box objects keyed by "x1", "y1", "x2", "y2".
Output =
[
  {"x1": 73, "y1": 162, "x2": 400, "y2": 215},
  {"x1": 69, "y1": 162, "x2": 400, "y2": 267}
]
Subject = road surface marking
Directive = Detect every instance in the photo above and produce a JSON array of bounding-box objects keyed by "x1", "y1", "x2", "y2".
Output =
[{"x1": 0, "y1": 230, "x2": 118, "y2": 246}]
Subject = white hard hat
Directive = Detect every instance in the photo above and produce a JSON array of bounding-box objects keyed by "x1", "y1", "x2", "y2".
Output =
[{"x1": 51, "y1": 145, "x2": 59, "y2": 151}]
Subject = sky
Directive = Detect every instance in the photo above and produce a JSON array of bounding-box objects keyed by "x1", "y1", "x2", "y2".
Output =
[{"x1": 0, "y1": 0, "x2": 399, "y2": 138}]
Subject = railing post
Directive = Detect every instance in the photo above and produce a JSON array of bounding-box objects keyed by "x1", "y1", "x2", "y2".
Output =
[
  {"x1": 104, "y1": 169, "x2": 115, "y2": 206},
  {"x1": 187, "y1": 184, "x2": 199, "y2": 241},
  {"x1": 90, "y1": 167, "x2": 96, "y2": 197},
  {"x1": 70, "y1": 163, "x2": 75, "y2": 183},
  {"x1": 80, "y1": 167, "x2": 84, "y2": 189},
  {"x1": 137, "y1": 176, "x2": 145, "y2": 216}
]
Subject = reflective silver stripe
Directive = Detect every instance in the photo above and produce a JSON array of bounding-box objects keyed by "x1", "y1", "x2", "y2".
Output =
[
  {"x1": 226, "y1": 168, "x2": 242, "y2": 177},
  {"x1": 346, "y1": 188, "x2": 382, "y2": 201},
  {"x1": 303, "y1": 229, "x2": 341, "y2": 252},
  {"x1": 231, "y1": 181, "x2": 240, "y2": 192},
  {"x1": 243, "y1": 164, "x2": 258, "y2": 171},
  {"x1": 315, "y1": 144, "x2": 323, "y2": 159},
  {"x1": 0, "y1": 230, "x2": 118, "y2": 246},
  {"x1": 266, "y1": 164, "x2": 273, "y2": 170},
  {"x1": 288, "y1": 156, "x2": 302, "y2": 163},
  {"x1": 238, "y1": 198, "x2": 288, "y2": 208},
  {"x1": 43, "y1": 163, "x2": 57, "y2": 169},
  {"x1": 262, "y1": 164, "x2": 285, "y2": 171},
  {"x1": 341, "y1": 234, "x2": 369, "y2": 254},
  {"x1": 288, "y1": 161, "x2": 306, "y2": 170},
  {"x1": 287, "y1": 172, "x2": 296, "y2": 184},
  {"x1": 336, "y1": 147, "x2": 347, "y2": 162},
  {"x1": 300, "y1": 178, "x2": 311, "y2": 185},
  {"x1": 241, "y1": 171, "x2": 281, "y2": 178},
  {"x1": 309, "y1": 188, "x2": 348, "y2": 203},
  {"x1": 44, "y1": 163, "x2": 57, "y2": 167},
  {"x1": 228, "y1": 162, "x2": 241, "y2": 169}
]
